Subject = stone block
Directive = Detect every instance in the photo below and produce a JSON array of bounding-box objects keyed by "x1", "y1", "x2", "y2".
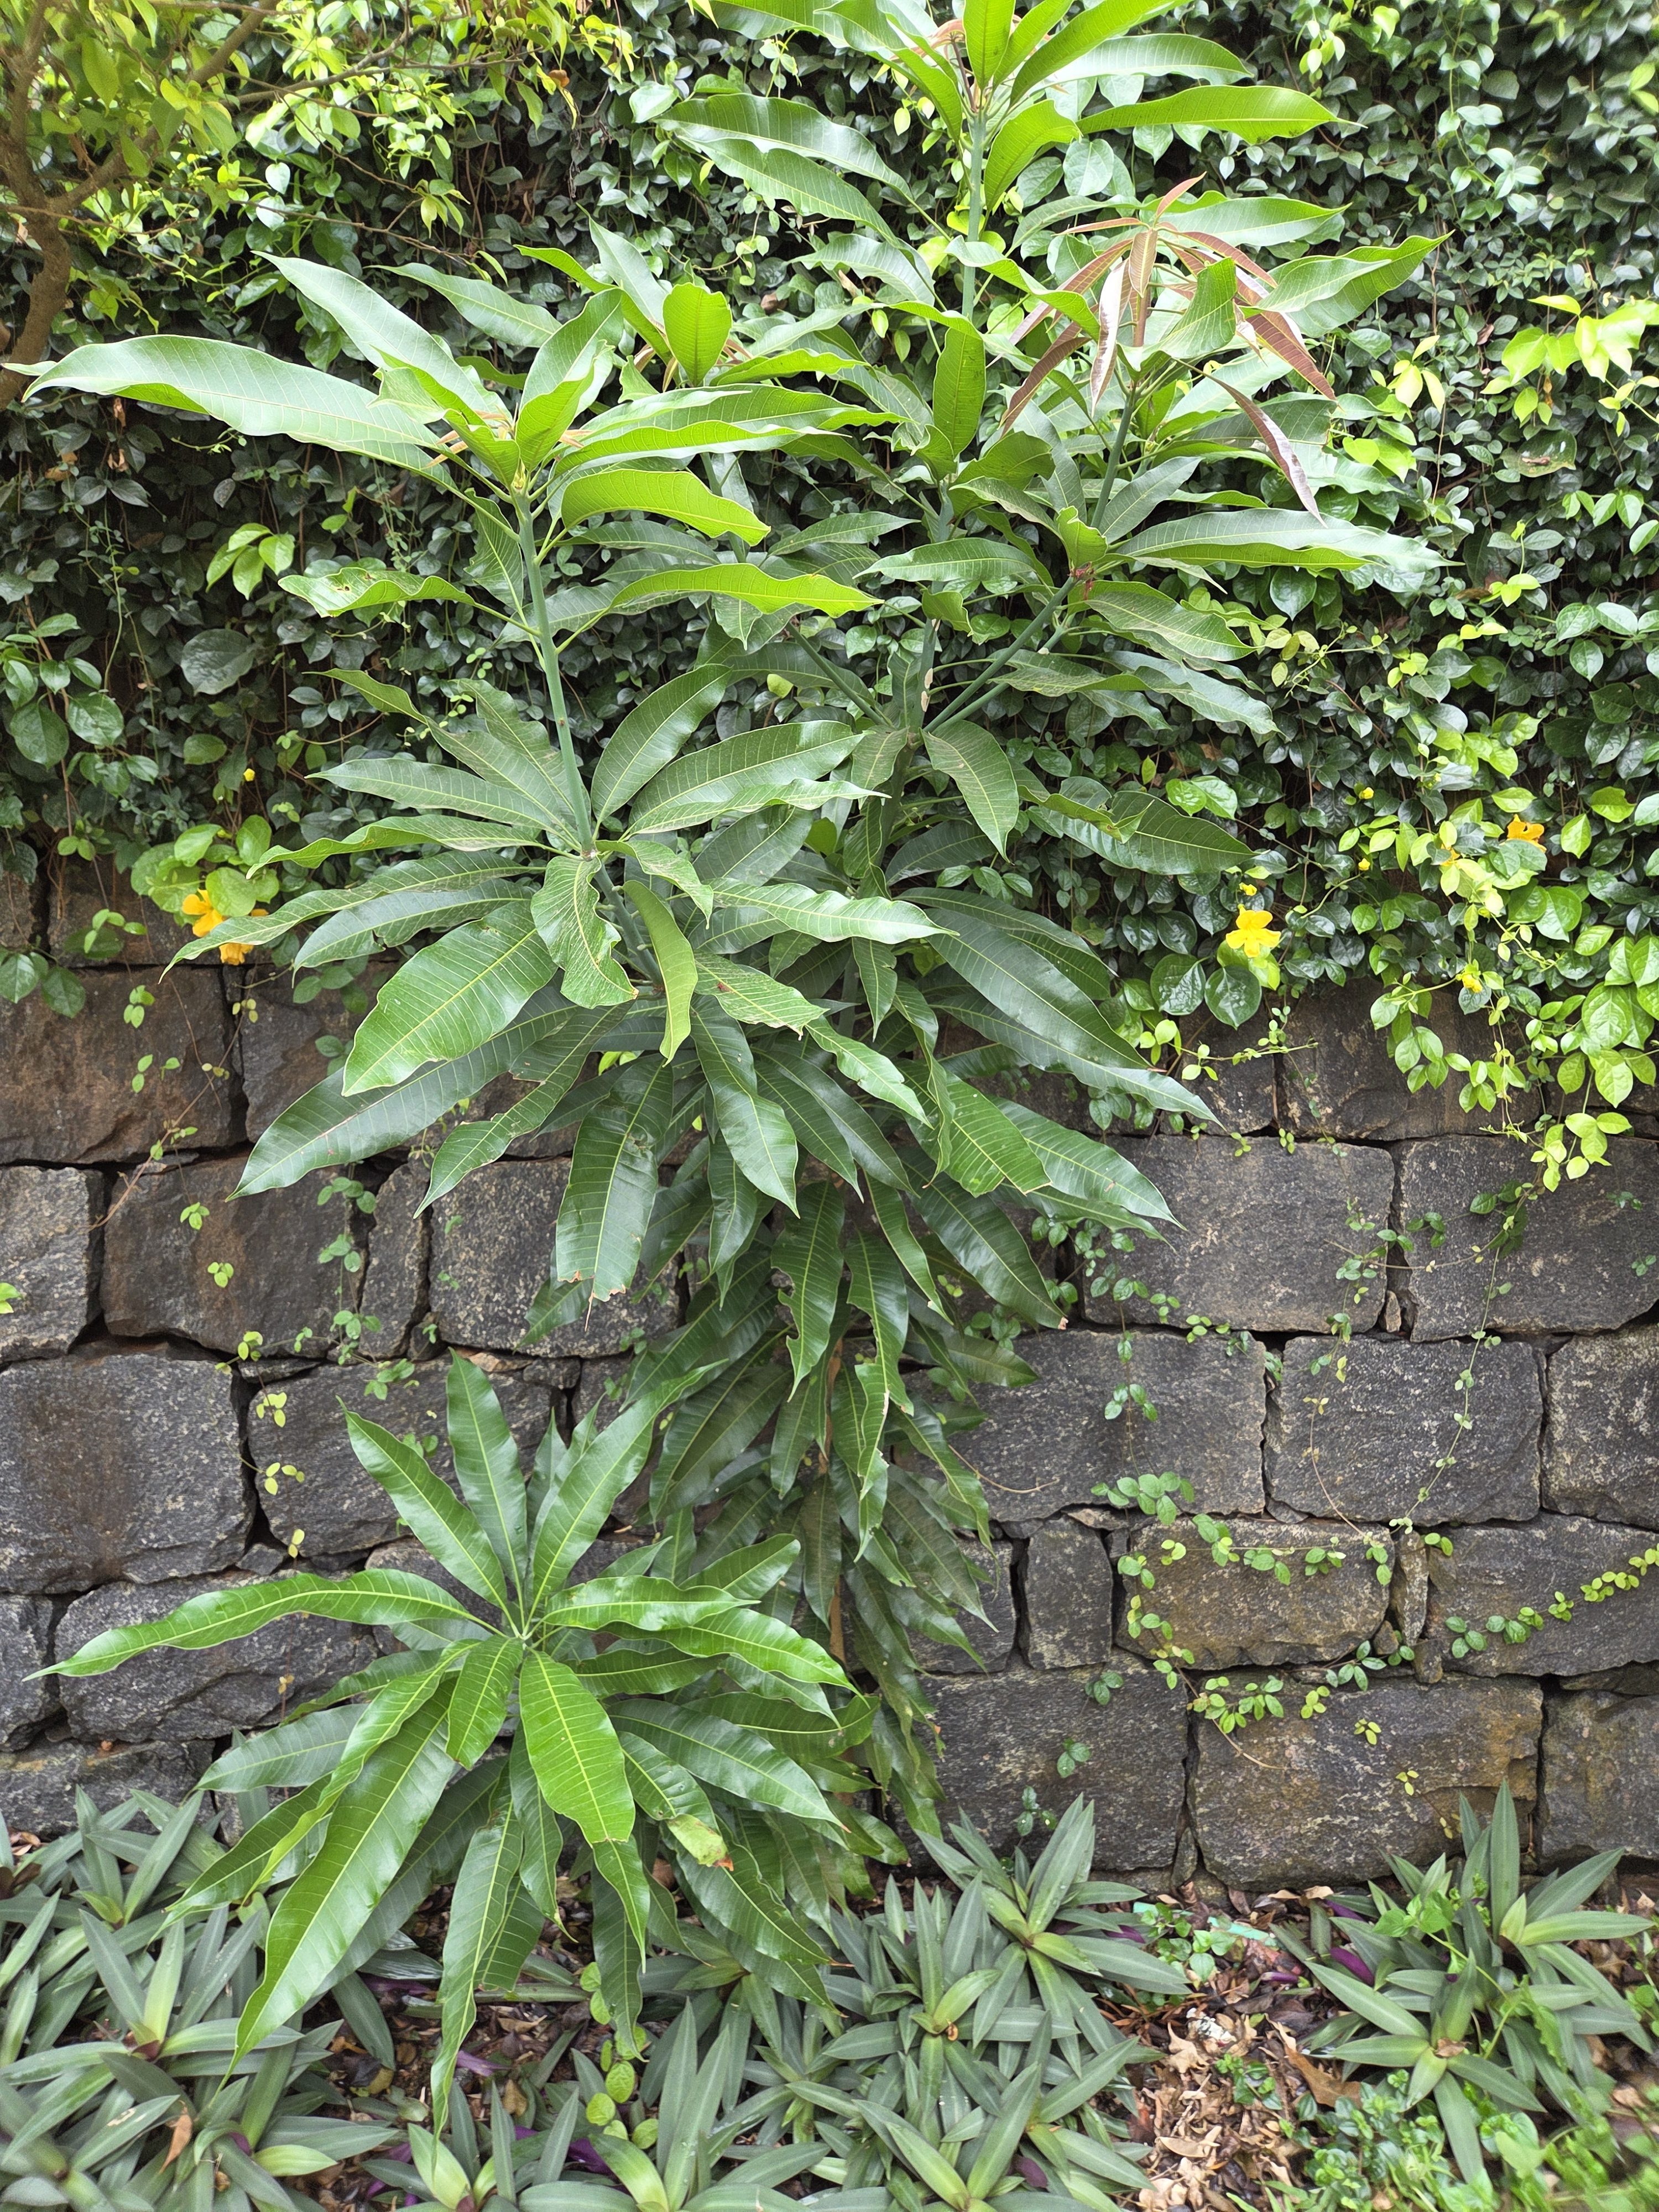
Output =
[
  {"x1": 430, "y1": 1160, "x2": 676, "y2": 1354},
  {"x1": 927, "y1": 1657, "x2": 1186, "y2": 1870},
  {"x1": 0, "y1": 1598, "x2": 55, "y2": 1749},
  {"x1": 1176, "y1": 1007, "x2": 1278, "y2": 1134},
  {"x1": 1021, "y1": 1523, "x2": 1114, "y2": 1668},
  {"x1": 0, "y1": 971, "x2": 235, "y2": 1165},
  {"x1": 0, "y1": 1167, "x2": 99, "y2": 1359},
  {"x1": 0, "y1": 1739, "x2": 212, "y2": 1839},
  {"x1": 0, "y1": 869, "x2": 36, "y2": 950},
  {"x1": 1266, "y1": 1335, "x2": 1541, "y2": 1525},
  {"x1": 973, "y1": 1328, "x2": 1265, "y2": 1525},
  {"x1": 236, "y1": 968, "x2": 387, "y2": 1141},
  {"x1": 466, "y1": 1073, "x2": 578, "y2": 1160},
  {"x1": 1087, "y1": 1135, "x2": 1395, "y2": 1334},
  {"x1": 915, "y1": 1543, "x2": 1016, "y2": 1675},
  {"x1": 1538, "y1": 1691, "x2": 1659, "y2": 1864},
  {"x1": 1119, "y1": 1517, "x2": 1391, "y2": 1669},
  {"x1": 1192, "y1": 1676, "x2": 1541, "y2": 1889},
  {"x1": 1280, "y1": 983, "x2": 1536, "y2": 1140},
  {"x1": 0, "y1": 1348, "x2": 247, "y2": 1593},
  {"x1": 1545, "y1": 1331, "x2": 1659, "y2": 1530},
  {"x1": 570, "y1": 1357, "x2": 629, "y2": 1437},
  {"x1": 55, "y1": 1572, "x2": 375, "y2": 1745},
  {"x1": 1396, "y1": 1136, "x2": 1659, "y2": 1340},
  {"x1": 1427, "y1": 1515, "x2": 1659, "y2": 1676},
  {"x1": 103, "y1": 1155, "x2": 349, "y2": 1358},
  {"x1": 48, "y1": 859, "x2": 191, "y2": 967},
  {"x1": 256, "y1": 1359, "x2": 557, "y2": 1561},
  {"x1": 358, "y1": 1160, "x2": 429, "y2": 1358}
]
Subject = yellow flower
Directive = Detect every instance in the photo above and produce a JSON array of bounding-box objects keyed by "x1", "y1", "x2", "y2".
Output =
[
  {"x1": 218, "y1": 909, "x2": 267, "y2": 966},
  {"x1": 1460, "y1": 964, "x2": 1482, "y2": 989},
  {"x1": 181, "y1": 890, "x2": 225, "y2": 939},
  {"x1": 1507, "y1": 817, "x2": 1544, "y2": 843},
  {"x1": 1224, "y1": 905, "x2": 1281, "y2": 956},
  {"x1": 1358, "y1": 786, "x2": 1374, "y2": 800}
]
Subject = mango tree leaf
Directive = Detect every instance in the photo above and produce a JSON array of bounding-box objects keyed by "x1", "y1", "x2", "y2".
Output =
[
  {"x1": 528, "y1": 1398, "x2": 664, "y2": 1610},
  {"x1": 708, "y1": 878, "x2": 941, "y2": 946},
  {"x1": 612, "y1": 1703, "x2": 834, "y2": 1824},
  {"x1": 234, "y1": 1710, "x2": 455, "y2": 2057},
  {"x1": 28, "y1": 338, "x2": 440, "y2": 468},
  {"x1": 662, "y1": 284, "x2": 734, "y2": 381},
  {"x1": 397, "y1": 265, "x2": 562, "y2": 351},
  {"x1": 623, "y1": 879, "x2": 696, "y2": 1057},
  {"x1": 924, "y1": 722, "x2": 1020, "y2": 852},
  {"x1": 445, "y1": 1357, "x2": 529, "y2": 1586},
  {"x1": 269, "y1": 257, "x2": 500, "y2": 421},
  {"x1": 519, "y1": 1652, "x2": 634, "y2": 1843},
  {"x1": 532, "y1": 858, "x2": 634, "y2": 1006},
  {"x1": 444, "y1": 1637, "x2": 521, "y2": 1766},
  {"x1": 555, "y1": 1060, "x2": 675, "y2": 1297},
  {"x1": 1118, "y1": 508, "x2": 1437, "y2": 580},
  {"x1": 342, "y1": 911, "x2": 557, "y2": 1092},
  {"x1": 773, "y1": 1181, "x2": 846, "y2": 1386},
  {"x1": 693, "y1": 1006, "x2": 799, "y2": 1208},
  {"x1": 433, "y1": 1818, "x2": 523, "y2": 2105},
  {"x1": 1079, "y1": 85, "x2": 1332, "y2": 141},
  {"x1": 668, "y1": 95, "x2": 910, "y2": 191},
  {"x1": 931, "y1": 320, "x2": 986, "y2": 458},
  {"x1": 344, "y1": 1413, "x2": 514, "y2": 1610},
  {"x1": 560, "y1": 467, "x2": 765, "y2": 542},
  {"x1": 629, "y1": 724, "x2": 856, "y2": 834},
  {"x1": 597, "y1": 564, "x2": 871, "y2": 623},
  {"x1": 593, "y1": 664, "x2": 732, "y2": 822}
]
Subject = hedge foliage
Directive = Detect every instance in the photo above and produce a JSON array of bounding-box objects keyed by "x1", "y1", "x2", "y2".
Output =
[{"x1": 4, "y1": 0, "x2": 1658, "y2": 1167}]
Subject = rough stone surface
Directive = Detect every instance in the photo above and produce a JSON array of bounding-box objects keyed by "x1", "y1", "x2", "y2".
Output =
[
  {"x1": 927, "y1": 1657, "x2": 1186, "y2": 1869},
  {"x1": 236, "y1": 969, "x2": 388, "y2": 1140},
  {"x1": 1089, "y1": 1135, "x2": 1395, "y2": 1333},
  {"x1": 0, "y1": 1739, "x2": 213, "y2": 1838},
  {"x1": 0, "y1": 1167, "x2": 99, "y2": 1359},
  {"x1": 0, "y1": 1348, "x2": 248, "y2": 1593},
  {"x1": 1266, "y1": 1335, "x2": 1542, "y2": 1525},
  {"x1": 358, "y1": 1161, "x2": 429, "y2": 1358},
  {"x1": 1193, "y1": 1676, "x2": 1542, "y2": 1888},
  {"x1": 467, "y1": 1073, "x2": 578, "y2": 1160},
  {"x1": 570, "y1": 1358, "x2": 629, "y2": 1436},
  {"x1": 1021, "y1": 1523, "x2": 1115, "y2": 1668},
  {"x1": 915, "y1": 1543, "x2": 1016, "y2": 1674},
  {"x1": 0, "y1": 971, "x2": 235, "y2": 1165},
  {"x1": 257, "y1": 1358, "x2": 556, "y2": 1561},
  {"x1": 48, "y1": 859, "x2": 194, "y2": 967},
  {"x1": 974, "y1": 1328, "x2": 1265, "y2": 1525},
  {"x1": 103, "y1": 1155, "x2": 349, "y2": 1358},
  {"x1": 1396, "y1": 1136, "x2": 1659, "y2": 1339},
  {"x1": 1177, "y1": 1008, "x2": 1279, "y2": 1134},
  {"x1": 0, "y1": 871, "x2": 36, "y2": 949},
  {"x1": 0, "y1": 1598, "x2": 55, "y2": 1748},
  {"x1": 55, "y1": 1573, "x2": 375, "y2": 1744},
  {"x1": 1427, "y1": 1515, "x2": 1659, "y2": 1676},
  {"x1": 1545, "y1": 1331, "x2": 1659, "y2": 1529},
  {"x1": 1120, "y1": 1518, "x2": 1392, "y2": 1669},
  {"x1": 1280, "y1": 983, "x2": 1537, "y2": 1139},
  {"x1": 1538, "y1": 1691, "x2": 1659, "y2": 1863},
  {"x1": 430, "y1": 1161, "x2": 676, "y2": 1354}
]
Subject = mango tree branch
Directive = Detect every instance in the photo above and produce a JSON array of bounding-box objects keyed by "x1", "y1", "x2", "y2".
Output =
[{"x1": 0, "y1": 0, "x2": 278, "y2": 403}]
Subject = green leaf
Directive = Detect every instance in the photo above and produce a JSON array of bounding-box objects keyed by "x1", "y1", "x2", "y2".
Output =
[
  {"x1": 593, "y1": 665, "x2": 732, "y2": 822},
  {"x1": 509, "y1": 1730, "x2": 565, "y2": 1921},
  {"x1": 599, "y1": 564, "x2": 871, "y2": 623},
  {"x1": 433, "y1": 1819, "x2": 523, "y2": 2106},
  {"x1": 342, "y1": 914, "x2": 556, "y2": 1093},
  {"x1": 421, "y1": 1061, "x2": 588, "y2": 1211},
  {"x1": 628, "y1": 723, "x2": 856, "y2": 834},
  {"x1": 30, "y1": 338, "x2": 440, "y2": 468},
  {"x1": 657, "y1": 1604, "x2": 846, "y2": 1684},
  {"x1": 519, "y1": 1651, "x2": 634, "y2": 1844},
  {"x1": 343, "y1": 1412, "x2": 513, "y2": 1610},
  {"x1": 444, "y1": 1358, "x2": 529, "y2": 1590},
  {"x1": 924, "y1": 722, "x2": 1020, "y2": 852},
  {"x1": 532, "y1": 859, "x2": 635, "y2": 1006},
  {"x1": 1079, "y1": 85, "x2": 1333, "y2": 141},
  {"x1": 612, "y1": 1703, "x2": 834, "y2": 1824},
  {"x1": 693, "y1": 1006, "x2": 799, "y2": 1208},
  {"x1": 1252, "y1": 238, "x2": 1436, "y2": 335},
  {"x1": 561, "y1": 466, "x2": 764, "y2": 542},
  {"x1": 936, "y1": 1072, "x2": 1048, "y2": 1194},
  {"x1": 51, "y1": 1570, "x2": 483, "y2": 1676},
  {"x1": 911, "y1": 1175, "x2": 1059, "y2": 1330},
  {"x1": 282, "y1": 564, "x2": 471, "y2": 617},
  {"x1": 556, "y1": 1059, "x2": 675, "y2": 1297},
  {"x1": 528, "y1": 1398, "x2": 670, "y2": 1613},
  {"x1": 234, "y1": 1708, "x2": 454, "y2": 2057},
  {"x1": 773, "y1": 1182, "x2": 846, "y2": 1386},
  {"x1": 662, "y1": 284, "x2": 734, "y2": 382},
  {"x1": 270, "y1": 257, "x2": 500, "y2": 421},
  {"x1": 397, "y1": 265, "x2": 564, "y2": 351},
  {"x1": 681, "y1": 137, "x2": 899, "y2": 239},
  {"x1": 931, "y1": 320, "x2": 987, "y2": 459},
  {"x1": 1002, "y1": 1104, "x2": 1172, "y2": 1223},
  {"x1": 708, "y1": 878, "x2": 941, "y2": 946},
  {"x1": 323, "y1": 756, "x2": 548, "y2": 828},
  {"x1": 754, "y1": 1047, "x2": 906, "y2": 1187},
  {"x1": 1059, "y1": 582, "x2": 1245, "y2": 662},
  {"x1": 624, "y1": 880, "x2": 697, "y2": 1058},
  {"x1": 1118, "y1": 508, "x2": 1436, "y2": 580},
  {"x1": 964, "y1": 0, "x2": 1016, "y2": 85},
  {"x1": 668, "y1": 95, "x2": 909, "y2": 191},
  {"x1": 444, "y1": 1639, "x2": 520, "y2": 1766},
  {"x1": 983, "y1": 100, "x2": 1077, "y2": 209},
  {"x1": 1005, "y1": 0, "x2": 1168, "y2": 100},
  {"x1": 238, "y1": 1008, "x2": 569, "y2": 1194},
  {"x1": 1162, "y1": 257, "x2": 1239, "y2": 362},
  {"x1": 693, "y1": 951, "x2": 822, "y2": 1030}
]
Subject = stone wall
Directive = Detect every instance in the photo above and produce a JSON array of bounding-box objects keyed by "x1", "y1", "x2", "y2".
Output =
[{"x1": 2, "y1": 864, "x2": 1657, "y2": 1885}]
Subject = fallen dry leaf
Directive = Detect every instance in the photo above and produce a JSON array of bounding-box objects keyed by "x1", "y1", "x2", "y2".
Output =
[{"x1": 162, "y1": 2110, "x2": 193, "y2": 2167}]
